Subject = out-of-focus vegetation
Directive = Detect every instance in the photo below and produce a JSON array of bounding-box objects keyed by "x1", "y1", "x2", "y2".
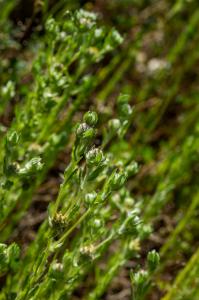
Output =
[{"x1": 0, "y1": 0, "x2": 198, "y2": 299}]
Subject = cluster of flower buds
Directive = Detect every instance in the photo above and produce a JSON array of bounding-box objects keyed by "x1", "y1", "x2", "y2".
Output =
[
  {"x1": 130, "y1": 249, "x2": 160, "y2": 299},
  {"x1": 74, "y1": 111, "x2": 98, "y2": 161}
]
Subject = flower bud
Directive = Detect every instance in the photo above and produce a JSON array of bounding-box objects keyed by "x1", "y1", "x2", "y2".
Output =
[
  {"x1": 83, "y1": 111, "x2": 98, "y2": 127},
  {"x1": 109, "y1": 170, "x2": 127, "y2": 191},
  {"x1": 80, "y1": 244, "x2": 95, "y2": 260},
  {"x1": 139, "y1": 224, "x2": 152, "y2": 240},
  {"x1": 133, "y1": 270, "x2": 148, "y2": 286},
  {"x1": 49, "y1": 261, "x2": 64, "y2": 280},
  {"x1": 147, "y1": 250, "x2": 160, "y2": 272},
  {"x1": 86, "y1": 148, "x2": 104, "y2": 166},
  {"x1": 76, "y1": 123, "x2": 90, "y2": 138},
  {"x1": 108, "y1": 119, "x2": 121, "y2": 133},
  {"x1": 74, "y1": 123, "x2": 96, "y2": 161},
  {"x1": 93, "y1": 218, "x2": 103, "y2": 229},
  {"x1": 126, "y1": 161, "x2": 139, "y2": 177},
  {"x1": 76, "y1": 123, "x2": 95, "y2": 140},
  {"x1": 82, "y1": 127, "x2": 95, "y2": 139},
  {"x1": 131, "y1": 269, "x2": 150, "y2": 297},
  {"x1": 85, "y1": 192, "x2": 97, "y2": 206},
  {"x1": 124, "y1": 196, "x2": 135, "y2": 208},
  {"x1": 49, "y1": 212, "x2": 67, "y2": 231}
]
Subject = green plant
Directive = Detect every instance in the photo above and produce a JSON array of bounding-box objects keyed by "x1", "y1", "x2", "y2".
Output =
[{"x1": 0, "y1": 1, "x2": 199, "y2": 299}]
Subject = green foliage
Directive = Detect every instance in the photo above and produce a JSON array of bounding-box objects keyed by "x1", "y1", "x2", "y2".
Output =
[
  {"x1": 0, "y1": 243, "x2": 20, "y2": 275},
  {"x1": 0, "y1": 1, "x2": 199, "y2": 300}
]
